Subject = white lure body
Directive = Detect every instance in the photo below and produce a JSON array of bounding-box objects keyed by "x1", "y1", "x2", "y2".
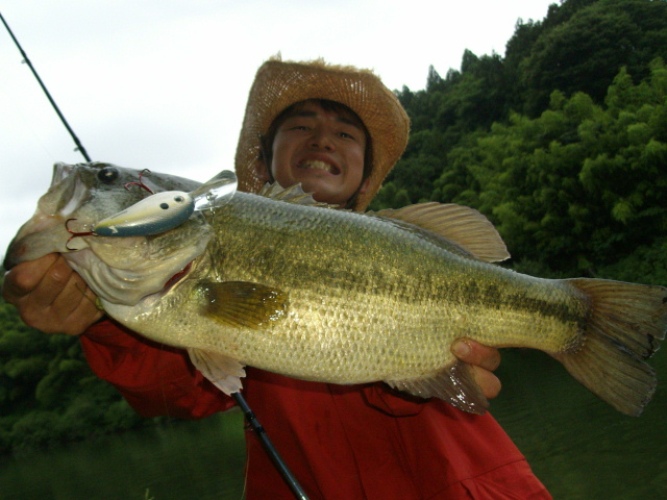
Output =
[{"x1": 93, "y1": 191, "x2": 194, "y2": 236}]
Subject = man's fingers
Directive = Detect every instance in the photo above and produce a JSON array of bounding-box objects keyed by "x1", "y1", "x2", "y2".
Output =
[
  {"x1": 30, "y1": 255, "x2": 77, "y2": 309},
  {"x1": 451, "y1": 339, "x2": 501, "y2": 371},
  {"x1": 469, "y1": 365, "x2": 502, "y2": 400},
  {"x1": 2, "y1": 254, "x2": 60, "y2": 302},
  {"x1": 451, "y1": 338, "x2": 502, "y2": 400},
  {"x1": 2, "y1": 254, "x2": 101, "y2": 335}
]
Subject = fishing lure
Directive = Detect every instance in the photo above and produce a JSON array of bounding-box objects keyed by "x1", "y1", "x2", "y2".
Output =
[
  {"x1": 92, "y1": 169, "x2": 237, "y2": 237},
  {"x1": 94, "y1": 190, "x2": 195, "y2": 236}
]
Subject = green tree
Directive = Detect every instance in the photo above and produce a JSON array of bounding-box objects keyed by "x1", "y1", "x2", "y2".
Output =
[
  {"x1": 0, "y1": 273, "x2": 147, "y2": 455},
  {"x1": 440, "y1": 60, "x2": 667, "y2": 276},
  {"x1": 517, "y1": 0, "x2": 667, "y2": 115}
]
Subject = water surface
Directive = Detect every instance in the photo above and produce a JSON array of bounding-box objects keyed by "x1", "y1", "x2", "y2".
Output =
[
  {"x1": 1, "y1": 351, "x2": 665, "y2": 499},
  {"x1": 0, "y1": 411, "x2": 246, "y2": 499}
]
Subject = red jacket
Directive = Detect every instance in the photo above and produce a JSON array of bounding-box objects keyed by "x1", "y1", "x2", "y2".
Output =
[{"x1": 81, "y1": 319, "x2": 551, "y2": 499}]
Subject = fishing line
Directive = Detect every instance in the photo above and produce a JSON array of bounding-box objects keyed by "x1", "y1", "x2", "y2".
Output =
[
  {"x1": 0, "y1": 11, "x2": 91, "y2": 162},
  {"x1": 2, "y1": 11, "x2": 308, "y2": 498}
]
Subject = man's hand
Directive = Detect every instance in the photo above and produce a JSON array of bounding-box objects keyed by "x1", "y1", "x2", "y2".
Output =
[
  {"x1": 2, "y1": 253, "x2": 102, "y2": 335},
  {"x1": 451, "y1": 339, "x2": 502, "y2": 399}
]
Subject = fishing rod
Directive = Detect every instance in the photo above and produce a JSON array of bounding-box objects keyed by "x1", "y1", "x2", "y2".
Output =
[
  {"x1": 2, "y1": 12, "x2": 308, "y2": 499},
  {"x1": 1, "y1": 11, "x2": 91, "y2": 162},
  {"x1": 232, "y1": 392, "x2": 309, "y2": 499}
]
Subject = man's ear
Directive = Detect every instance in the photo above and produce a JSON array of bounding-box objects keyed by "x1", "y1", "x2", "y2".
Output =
[
  {"x1": 358, "y1": 177, "x2": 371, "y2": 195},
  {"x1": 253, "y1": 160, "x2": 272, "y2": 184}
]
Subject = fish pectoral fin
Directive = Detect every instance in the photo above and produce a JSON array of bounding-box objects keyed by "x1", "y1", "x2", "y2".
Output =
[
  {"x1": 198, "y1": 280, "x2": 289, "y2": 329},
  {"x1": 374, "y1": 203, "x2": 510, "y2": 263},
  {"x1": 188, "y1": 348, "x2": 246, "y2": 395},
  {"x1": 385, "y1": 361, "x2": 489, "y2": 415}
]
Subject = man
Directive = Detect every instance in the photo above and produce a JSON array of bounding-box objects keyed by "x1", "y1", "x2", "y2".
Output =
[{"x1": 3, "y1": 58, "x2": 550, "y2": 498}]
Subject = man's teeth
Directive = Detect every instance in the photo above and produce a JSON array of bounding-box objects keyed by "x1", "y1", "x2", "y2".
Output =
[{"x1": 300, "y1": 160, "x2": 333, "y2": 172}]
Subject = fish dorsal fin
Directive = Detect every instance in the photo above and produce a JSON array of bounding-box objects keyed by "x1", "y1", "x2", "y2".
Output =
[
  {"x1": 197, "y1": 280, "x2": 289, "y2": 329},
  {"x1": 258, "y1": 182, "x2": 339, "y2": 208},
  {"x1": 374, "y1": 202, "x2": 510, "y2": 263},
  {"x1": 385, "y1": 360, "x2": 489, "y2": 415},
  {"x1": 188, "y1": 348, "x2": 245, "y2": 395},
  {"x1": 191, "y1": 170, "x2": 238, "y2": 211}
]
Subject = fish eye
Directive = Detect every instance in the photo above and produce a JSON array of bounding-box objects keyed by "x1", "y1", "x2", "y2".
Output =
[
  {"x1": 174, "y1": 196, "x2": 184, "y2": 203},
  {"x1": 160, "y1": 203, "x2": 170, "y2": 210},
  {"x1": 98, "y1": 166, "x2": 120, "y2": 184}
]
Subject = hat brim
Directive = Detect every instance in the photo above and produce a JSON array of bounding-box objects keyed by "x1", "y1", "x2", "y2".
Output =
[{"x1": 234, "y1": 58, "x2": 410, "y2": 211}]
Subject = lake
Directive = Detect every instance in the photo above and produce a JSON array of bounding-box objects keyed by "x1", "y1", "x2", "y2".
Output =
[
  {"x1": 0, "y1": 411, "x2": 246, "y2": 499},
  {"x1": 1, "y1": 350, "x2": 665, "y2": 499}
]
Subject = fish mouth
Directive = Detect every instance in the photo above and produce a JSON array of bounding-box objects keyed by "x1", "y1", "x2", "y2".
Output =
[
  {"x1": 297, "y1": 159, "x2": 341, "y2": 175},
  {"x1": 4, "y1": 172, "x2": 91, "y2": 269},
  {"x1": 164, "y1": 261, "x2": 193, "y2": 290},
  {"x1": 4, "y1": 214, "x2": 73, "y2": 269}
]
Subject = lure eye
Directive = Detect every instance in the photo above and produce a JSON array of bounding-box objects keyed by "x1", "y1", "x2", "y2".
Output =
[
  {"x1": 98, "y1": 166, "x2": 120, "y2": 184},
  {"x1": 158, "y1": 196, "x2": 187, "y2": 210}
]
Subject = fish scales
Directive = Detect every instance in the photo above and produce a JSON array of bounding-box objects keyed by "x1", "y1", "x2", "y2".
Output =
[
  {"x1": 6, "y1": 163, "x2": 666, "y2": 416},
  {"x1": 113, "y1": 192, "x2": 586, "y2": 383}
]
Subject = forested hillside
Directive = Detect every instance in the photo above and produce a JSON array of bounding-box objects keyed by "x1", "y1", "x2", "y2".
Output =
[
  {"x1": 1, "y1": 0, "x2": 666, "y2": 457},
  {"x1": 0, "y1": 275, "x2": 148, "y2": 455},
  {"x1": 374, "y1": 0, "x2": 667, "y2": 281}
]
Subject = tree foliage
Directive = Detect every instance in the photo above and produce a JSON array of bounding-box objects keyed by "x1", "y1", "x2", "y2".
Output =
[
  {"x1": 443, "y1": 59, "x2": 667, "y2": 276},
  {"x1": 374, "y1": 0, "x2": 667, "y2": 281},
  {"x1": 0, "y1": 275, "x2": 148, "y2": 455},
  {"x1": 516, "y1": 0, "x2": 667, "y2": 115}
]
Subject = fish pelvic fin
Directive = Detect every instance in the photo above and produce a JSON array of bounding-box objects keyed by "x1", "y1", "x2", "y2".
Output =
[
  {"x1": 373, "y1": 203, "x2": 510, "y2": 263},
  {"x1": 198, "y1": 280, "x2": 289, "y2": 329},
  {"x1": 385, "y1": 361, "x2": 489, "y2": 415},
  {"x1": 188, "y1": 349, "x2": 246, "y2": 395},
  {"x1": 553, "y1": 278, "x2": 667, "y2": 416}
]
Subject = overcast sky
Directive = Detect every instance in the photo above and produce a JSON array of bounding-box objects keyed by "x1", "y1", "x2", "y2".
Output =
[{"x1": 0, "y1": 0, "x2": 556, "y2": 259}]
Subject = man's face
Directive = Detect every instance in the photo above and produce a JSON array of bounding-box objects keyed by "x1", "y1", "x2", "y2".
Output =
[{"x1": 270, "y1": 101, "x2": 368, "y2": 206}]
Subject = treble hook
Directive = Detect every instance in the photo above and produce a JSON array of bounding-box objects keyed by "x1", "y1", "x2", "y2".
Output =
[
  {"x1": 65, "y1": 218, "x2": 94, "y2": 251},
  {"x1": 124, "y1": 169, "x2": 154, "y2": 194}
]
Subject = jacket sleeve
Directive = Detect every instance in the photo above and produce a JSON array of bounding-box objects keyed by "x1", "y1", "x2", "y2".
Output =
[{"x1": 79, "y1": 318, "x2": 234, "y2": 419}]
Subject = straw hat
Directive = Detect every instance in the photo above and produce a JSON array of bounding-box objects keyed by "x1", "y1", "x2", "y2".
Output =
[{"x1": 234, "y1": 56, "x2": 410, "y2": 211}]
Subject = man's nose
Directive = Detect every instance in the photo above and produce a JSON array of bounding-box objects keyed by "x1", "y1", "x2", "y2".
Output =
[{"x1": 310, "y1": 129, "x2": 335, "y2": 150}]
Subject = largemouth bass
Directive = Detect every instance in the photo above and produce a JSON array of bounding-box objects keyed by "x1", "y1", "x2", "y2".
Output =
[{"x1": 5, "y1": 162, "x2": 666, "y2": 416}]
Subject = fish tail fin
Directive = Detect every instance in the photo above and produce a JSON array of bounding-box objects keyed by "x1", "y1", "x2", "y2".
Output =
[{"x1": 553, "y1": 278, "x2": 667, "y2": 416}]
